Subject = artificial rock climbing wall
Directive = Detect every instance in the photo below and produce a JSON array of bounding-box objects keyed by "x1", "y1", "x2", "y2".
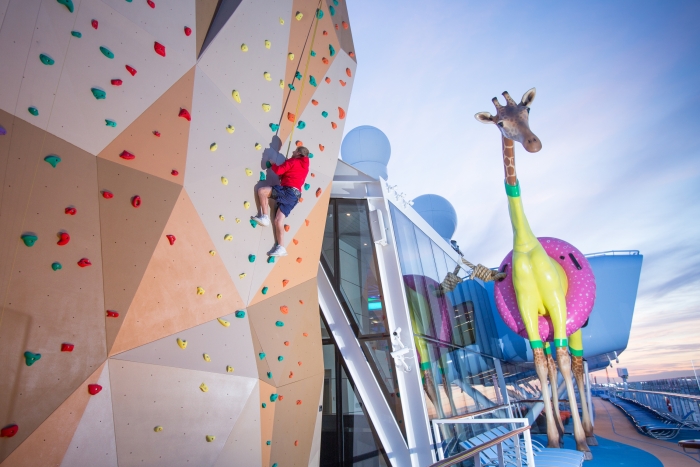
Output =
[{"x1": 0, "y1": 0, "x2": 355, "y2": 466}]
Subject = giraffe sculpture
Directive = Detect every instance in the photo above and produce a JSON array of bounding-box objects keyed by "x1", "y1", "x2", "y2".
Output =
[{"x1": 475, "y1": 88, "x2": 594, "y2": 459}]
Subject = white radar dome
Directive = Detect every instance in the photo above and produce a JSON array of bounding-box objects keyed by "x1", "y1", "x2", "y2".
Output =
[
  {"x1": 412, "y1": 194, "x2": 458, "y2": 241},
  {"x1": 341, "y1": 125, "x2": 391, "y2": 180}
]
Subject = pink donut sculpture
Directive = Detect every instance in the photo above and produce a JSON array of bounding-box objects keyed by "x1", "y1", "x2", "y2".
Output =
[{"x1": 494, "y1": 237, "x2": 596, "y2": 342}]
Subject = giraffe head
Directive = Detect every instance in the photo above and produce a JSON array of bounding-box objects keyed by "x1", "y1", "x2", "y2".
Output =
[{"x1": 474, "y1": 88, "x2": 542, "y2": 153}]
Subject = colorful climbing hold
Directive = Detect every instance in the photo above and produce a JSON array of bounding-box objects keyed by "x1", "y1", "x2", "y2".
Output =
[
  {"x1": 309, "y1": 75, "x2": 318, "y2": 87},
  {"x1": 339, "y1": 80, "x2": 346, "y2": 87},
  {"x1": 0, "y1": 126, "x2": 5, "y2": 135},
  {"x1": 284, "y1": 341, "x2": 290, "y2": 346},
  {"x1": 219, "y1": 215, "x2": 225, "y2": 221},
  {"x1": 296, "y1": 257, "x2": 303, "y2": 263},
  {"x1": 295, "y1": 71, "x2": 303, "y2": 81},
  {"x1": 287, "y1": 112, "x2": 296, "y2": 122},
  {"x1": 239, "y1": 273, "x2": 246, "y2": 279},
  {"x1": 262, "y1": 286, "x2": 269, "y2": 294},
  {"x1": 203, "y1": 353, "x2": 211, "y2": 362},
  {"x1": 249, "y1": 219, "x2": 257, "y2": 228},
  {"x1": 296, "y1": 400, "x2": 302, "y2": 405},
  {"x1": 40, "y1": 54, "x2": 55, "y2": 65},
  {"x1": 1, "y1": 425, "x2": 19, "y2": 438},
  {"x1": 279, "y1": 79, "x2": 284, "y2": 89},
  {"x1": 45, "y1": 155, "x2": 61, "y2": 168},
  {"x1": 283, "y1": 279, "x2": 290, "y2": 287},
  {"x1": 106, "y1": 310, "x2": 119, "y2": 318},
  {"x1": 88, "y1": 384, "x2": 102, "y2": 395},
  {"x1": 177, "y1": 338, "x2": 187, "y2": 349},
  {"x1": 184, "y1": 26, "x2": 192, "y2": 36},
  {"x1": 57, "y1": 232, "x2": 70, "y2": 246},
  {"x1": 28, "y1": 107, "x2": 39, "y2": 116},
  {"x1": 297, "y1": 121, "x2": 306, "y2": 129},
  {"x1": 221, "y1": 176, "x2": 228, "y2": 185},
  {"x1": 295, "y1": 12, "x2": 303, "y2": 20},
  {"x1": 264, "y1": 71, "x2": 271, "y2": 81},
  {"x1": 248, "y1": 254, "x2": 256, "y2": 263},
  {"x1": 322, "y1": 57, "x2": 329, "y2": 64},
  {"x1": 316, "y1": 8, "x2": 324, "y2": 19},
  {"x1": 288, "y1": 53, "x2": 294, "y2": 61},
  {"x1": 178, "y1": 108, "x2": 191, "y2": 121},
  {"x1": 325, "y1": 77, "x2": 331, "y2": 84},
  {"x1": 293, "y1": 239, "x2": 299, "y2": 245},
  {"x1": 232, "y1": 90, "x2": 241, "y2": 103},
  {"x1": 111, "y1": 79, "x2": 122, "y2": 86},
  {"x1": 21, "y1": 234, "x2": 38, "y2": 247},
  {"x1": 270, "y1": 393, "x2": 278, "y2": 402},
  {"x1": 153, "y1": 42, "x2": 167, "y2": 56},
  {"x1": 24, "y1": 351, "x2": 41, "y2": 366},
  {"x1": 166, "y1": 234, "x2": 176, "y2": 245},
  {"x1": 259, "y1": 352, "x2": 266, "y2": 360},
  {"x1": 206, "y1": 435, "x2": 216, "y2": 443},
  {"x1": 57, "y1": 0, "x2": 74, "y2": 13},
  {"x1": 99, "y1": 46, "x2": 114, "y2": 59},
  {"x1": 240, "y1": 43, "x2": 248, "y2": 52},
  {"x1": 331, "y1": 122, "x2": 337, "y2": 129},
  {"x1": 275, "y1": 321, "x2": 284, "y2": 327},
  {"x1": 319, "y1": 144, "x2": 325, "y2": 151},
  {"x1": 153, "y1": 131, "x2": 160, "y2": 137},
  {"x1": 51, "y1": 262, "x2": 62, "y2": 271},
  {"x1": 279, "y1": 17, "x2": 284, "y2": 24},
  {"x1": 262, "y1": 403, "x2": 267, "y2": 408},
  {"x1": 216, "y1": 294, "x2": 222, "y2": 299},
  {"x1": 106, "y1": 119, "x2": 116, "y2": 127},
  {"x1": 71, "y1": 31, "x2": 81, "y2": 38},
  {"x1": 235, "y1": 218, "x2": 241, "y2": 223},
  {"x1": 265, "y1": 40, "x2": 271, "y2": 49},
  {"x1": 338, "y1": 107, "x2": 346, "y2": 119},
  {"x1": 316, "y1": 187, "x2": 322, "y2": 197},
  {"x1": 235, "y1": 310, "x2": 245, "y2": 318},
  {"x1": 329, "y1": 5, "x2": 336, "y2": 15},
  {"x1": 245, "y1": 168, "x2": 253, "y2": 176},
  {"x1": 280, "y1": 306, "x2": 288, "y2": 314},
  {"x1": 147, "y1": 0, "x2": 155, "y2": 8},
  {"x1": 119, "y1": 150, "x2": 135, "y2": 160},
  {"x1": 91, "y1": 20, "x2": 98, "y2": 30},
  {"x1": 243, "y1": 201, "x2": 250, "y2": 209},
  {"x1": 131, "y1": 195, "x2": 141, "y2": 208},
  {"x1": 125, "y1": 65, "x2": 137, "y2": 76},
  {"x1": 303, "y1": 332, "x2": 309, "y2": 337},
  {"x1": 266, "y1": 373, "x2": 272, "y2": 380},
  {"x1": 269, "y1": 123, "x2": 279, "y2": 132},
  {"x1": 171, "y1": 169, "x2": 179, "y2": 176},
  {"x1": 216, "y1": 317, "x2": 231, "y2": 327},
  {"x1": 102, "y1": 191, "x2": 113, "y2": 199},
  {"x1": 227, "y1": 366, "x2": 234, "y2": 373},
  {"x1": 329, "y1": 44, "x2": 336, "y2": 56},
  {"x1": 343, "y1": 21, "x2": 349, "y2": 30},
  {"x1": 226, "y1": 125, "x2": 235, "y2": 133},
  {"x1": 262, "y1": 103, "x2": 271, "y2": 112},
  {"x1": 154, "y1": 426, "x2": 163, "y2": 432},
  {"x1": 61, "y1": 343, "x2": 74, "y2": 352},
  {"x1": 349, "y1": 51, "x2": 355, "y2": 57},
  {"x1": 210, "y1": 142, "x2": 218, "y2": 151},
  {"x1": 305, "y1": 219, "x2": 310, "y2": 226},
  {"x1": 267, "y1": 256, "x2": 274, "y2": 264},
  {"x1": 196, "y1": 286, "x2": 205, "y2": 295},
  {"x1": 288, "y1": 83, "x2": 296, "y2": 91}
]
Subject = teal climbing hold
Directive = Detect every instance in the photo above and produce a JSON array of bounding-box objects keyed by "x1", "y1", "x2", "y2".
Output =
[
  {"x1": 57, "y1": 0, "x2": 74, "y2": 13},
  {"x1": 269, "y1": 123, "x2": 279, "y2": 132},
  {"x1": 235, "y1": 310, "x2": 245, "y2": 318},
  {"x1": 333, "y1": 0, "x2": 338, "y2": 5},
  {"x1": 329, "y1": 44, "x2": 336, "y2": 57},
  {"x1": 249, "y1": 254, "x2": 256, "y2": 262},
  {"x1": 71, "y1": 31, "x2": 82, "y2": 38},
  {"x1": 294, "y1": 71, "x2": 302, "y2": 80},
  {"x1": 267, "y1": 256, "x2": 275, "y2": 264},
  {"x1": 21, "y1": 234, "x2": 38, "y2": 247},
  {"x1": 266, "y1": 161, "x2": 272, "y2": 169},
  {"x1": 304, "y1": 183, "x2": 310, "y2": 191},
  {"x1": 272, "y1": 463, "x2": 278, "y2": 467},
  {"x1": 277, "y1": 356, "x2": 284, "y2": 362},
  {"x1": 44, "y1": 155, "x2": 61, "y2": 167},
  {"x1": 329, "y1": 5, "x2": 336, "y2": 15},
  {"x1": 262, "y1": 403, "x2": 267, "y2": 408},
  {"x1": 266, "y1": 372, "x2": 272, "y2": 379},
  {"x1": 259, "y1": 171, "x2": 266, "y2": 181},
  {"x1": 249, "y1": 219, "x2": 257, "y2": 228},
  {"x1": 259, "y1": 352, "x2": 266, "y2": 360},
  {"x1": 309, "y1": 76, "x2": 317, "y2": 87},
  {"x1": 275, "y1": 321, "x2": 284, "y2": 327},
  {"x1": 321, "y1": 110, "x2": 328, "y2": 118},
  {"x1": 39, "y1": 54, "x2": 55, "y2": 65},
  {"x1": 99, "y1": 46, "x2": 114, "y2": 59},
  {"x1": 105, "y1": 119, "x2": 116, "y2": 127},
  {"x1": 297, "y1": 121, "x2": 306, "y2": 129},
  {"x1": 288, "y1": 83, "x2": 295, "y2": 91},
  {"x1": 28, "y1": 107, "x2": 39, "y2": 116},
  {"x1": 262, "y1": 286, "x2": 269, "y2": 294},
  {"x1": 310, "y1": 50, "x2": 316, "y2": 57},
  {"x1": 24, "y1": 351, "x2": 41, "y2": 366},
  {"x1": 51, "y1": 262, "x2": 62, "y2": 271},
  {"x1": 270, "y1": 394, "x2": 278, "y2": 402},
  {"x1": 308, "y1": 153, "x2": 314, "y2": 159},
  {"x1": 91, "y1": 88, "x2": 106, "y2": 100},
  {"x1": 316, "y1": 8, "x2": 323, "y2": 19},
  {"x1": 266, "y1": 440, "x2": 271, "y2": 445}
]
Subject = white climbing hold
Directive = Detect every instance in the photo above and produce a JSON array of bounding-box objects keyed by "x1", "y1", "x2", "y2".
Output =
[
  {"x1": 217, "y1": 318, "x2": 230, "y2": 327},
  {"x1": 232, "y1": 90, "x2": 241, "y2": 103},
  {"x1": 265, "y1": 40, "x2": 271, "y2": 49},
  {"x1": 226, "y1": 125, "x2": 235, "y2": 133},
  {"x1": 224, "y1": 234, "x2": 233, "y2": 241},
  {"x1": 264, "y1": 72, "x2": 271, "y2": 81},
  {"x1": 200, "y1": 382, "x2": 209, "y2": 392},
  {"x1": 221, "y1": 176, "x2": 228, "y2": 185},
  {"x1": 197, "y1": 287, "x2": 205, "y2": 295},
  {"x1": 177, "y1": 338, "x2": 187, "y2": 349},
  {"x1": 262, "y1": 104, "x2": 271, "y2": 112}
]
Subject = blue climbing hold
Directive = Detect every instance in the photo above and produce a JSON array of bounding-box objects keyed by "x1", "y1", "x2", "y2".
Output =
[
  {"x1": 333, "y1": 0, "x2": 339, "y2": 5},
  {"x1": 288, "y1": 84, "x2": 296, "y2": 91},
  {"x1": 275, "y1": 321, "x2": 284, "y2": 327},
  {"x1": 277, "y1": 356, "x2": 284, "y2": 362},
  {"x1": 91, "y1": 88, "x2": 106, "y2": 100},
  {"x1": 267, "y1": 256, "x2": 275, "y2": 264},
  {"x1": 269, "y1": 123, "x2": 279, "y2": 132},
  {"x1": 329, "y1": 44, "x2": 336, "y2": 57},
  {"x1": 259, "y1": 171, "x2": 266, "y2": 181},
  {"x1": 250, "y1": 219, "x2": 257, "y2": 228},
  {"x1": 310, "y1": 50, "x2": 316, "y2": 57},
  {"x1": 266, "y1": 161, "x2": 272, "y2": 168},
  {"x1": 235, "y1": 310, "x2": 246, "y2": 318},
  {"x1": 270, "y1": 394, "x2": 278, "y2": 402},
  {"x1": 309, "y1": 76, "x2": 317, "y2": 87},
  {"x1": 44, "y1": 155, "x2": 61, "y2": 167},
  {"x1": 308, "y1": 153, "x2": 314, "y2": 159},
  {"x1": 316, "y1": 8, "x2": 323, "y2": 19},
  {"x1": 24, "y1": 351, "x2": 41, "y2": 366},
  {"x1": 267, "y1": 372, "x2": 272, "y2": 379},
  {"x1": 262, "y1": 286, "x2": 269, "y2": 294},
  {"x1": 329, "y1": 5, "x2": 335, "y2": 15},
  {"x1": 295, "y1": 71, "x2": 302, "y2": 80},
  {"x1": 266, "y1": 440, "x2": 271, "y2": 445},
  {"x1": 57, "y1": 0, "x2": 74, "y2": 13},
  {"x1": 99, "y1": 46, "x2": 114, "y2": 59},
  {"x1": 71, "y1": 31, "x2": 82, "y2": 38},
  {"x1": 321, "y1": 111, "x2": 328, "y2": 118},
  {"x1": 249, "y1": 254, "x2": 256, "y2": 262},
  {"x1": 51, "y1": 262, "x2": 62, "y2": 271},
  {"x1": 297, "y1": 121, "x2": 306, "y2": 129},
  {"x1": 262, "y1": 403, "x2": 267, "y2": 408}
]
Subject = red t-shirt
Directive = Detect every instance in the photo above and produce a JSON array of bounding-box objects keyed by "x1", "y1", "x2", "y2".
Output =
[{"x1": 271, "y1": 156, "x2": 309, "y2": 191}]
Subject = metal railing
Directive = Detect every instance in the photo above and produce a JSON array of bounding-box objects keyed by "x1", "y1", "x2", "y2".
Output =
[
  {"x1": 584, "y1": 250, "x2": 640, "y2": 258},
  {"x1": 610, "y1": 388, "x2": 700, "y2": 428}
]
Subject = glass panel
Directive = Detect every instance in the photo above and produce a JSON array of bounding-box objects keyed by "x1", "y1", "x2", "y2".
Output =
[
  {"x1": 361, "y1": 339, "x2": 406, "y2": 436},
  {"x1": 321, "y1": 314, "x2": 331, "y2": 339},
  {"x1": 321, "y1": 201, "x2": 335, "y2": 278},
  {"x1": 321, "y1": 344, "x2": 338, "y2": 467}
]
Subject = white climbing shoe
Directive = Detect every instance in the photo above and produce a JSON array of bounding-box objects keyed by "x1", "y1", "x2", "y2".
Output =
[
  {"x1": 268, "y1": 245, "x2": 288, "y2": 257},
  {"x1": 251, "y1": 214, "x2": 270, "y2": 227}
]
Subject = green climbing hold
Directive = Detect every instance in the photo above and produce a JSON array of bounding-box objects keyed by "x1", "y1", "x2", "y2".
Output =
[
  {"x1": 310, "y1": 50, "x2": 316, "y2": 57},
  {"x1": 329, "y1": 44, "x2": 336, "y2": 57},
  {"x1": 329, "y1": 5, "x2": 336, "y2": 15},
  {"x1": 316, "y1": 8, "x2": 323, "y2": 19},
  {"x1": 24, "y1": 351, "x2": 41, "y2": 366},
  {"x1": 235, "y1": 310, "x2": 245, "y2": 318},
  {"x1": 259, "y1": 171, "x2": 266, "y2": 181},
  {"x1": 321, "y1": 110, "x2": 328, "y2": 118},
  {"x1": 28, "y1": 107, "x2": 39, "y2": 116},
  {"x1": 57, "y1": 0, "x2": 74, "y2": 13},
  {"x1": 270, "y1": 393, "x2": 278, "y2": 402},
  {"x1": 262, "y1": 403, "x2": 267, "y2": 408},
  {"x1": 309, "y1": 76, "x2": 317, "y2": 87},
  {"x1": 249, "y1": 219, "x2": 257, "y2": 228},
  {"x1": 91, "y1": 88, "x2": 106, "y2": 100},
  {"x1": 44, "y1": 155, "x2": 61, "y2": 167},
  {"x1": 259, "y1": 352, "x2": 266, "y2": 360},
  {"x1": 262, "y1": 286, "x2": 269, "y2": 294},
  {"x1": 51, "y1": 262, "x2": 62, "y2": 271},
  {"x1": 266, "y1": 372, "x2": 272, "y2": 379},
  {"x1": 277, "y1": 356, "x2": 284, "y2": 362},
  {"x1": 304, "y1": 183, "x2": 310, "y2": 191},
  {"x1": 99, "y1": 46, "x2": 114, "y2": 59},
  {"x1": 21, "y1": 234, "x2": 38, "y2": 247},
  {"x1": 275, "y1": 321, "x2": 284, "y2": 327},
  {"x1": 248, "y1": 254, "x2": 256, "y2": 262},
  {"x1": 294, "y1": 71, "x2": 302, "y2": 80},
  {"x1": 71, "y1": 31, "x2": 82, "y2": 38},
  {"x1": 269, "y1": 123, "x2": 279, "y2": 132},
  {"x1": 297, "y1": 121, "x2": 306, "y2": 129},
  {"x1": 267, "y1": 256, "x2": 275, "y2": 264},
  {"x1": 308, "y1": 153, "x2": 314, "y2": 159},
  {"x1": 266, "y1": 440, "x2": 271, "y2": 445},
  {"x1": 266, "y1": 161, "x2": 272, "y2": 168},
  {"x1": 39, "y1": 54, "x2": 55, "y2": 65},
  {"x1": 288, "y1": 83, "x2": 295, "y2": 91},
  {"x1": 105, "y1": 119, "x2": 116, "y2": 127}
]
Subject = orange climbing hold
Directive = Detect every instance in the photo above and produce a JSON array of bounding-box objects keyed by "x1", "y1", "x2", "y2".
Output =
[
  {"x1": 338, "y1": 107, "x2": 346, "y2": 119},
  {"x1": 305, "y1": 219, "x2": 310, "y2": 226},
  {"x1": 292, "y1": 239, "x2": 298, "y2": 245},
  {"x1": 178, "y1": 108, "x2": 191, "y2": 121},
  {"x1": 289, "y1": 372, "x2": 294, "y2": 379},
  {"x1": 154, "y1": 42, "x2": 166, "y2": 57},
  {"x1": 298, "y1": 197, "x2": 303, "y2": 203},
  {"x1": 295, "y1": 141, "x2": 303, "y2": 147},
  {"x1": 125, "y1": 65, "x2": 137, "y2": 76},
  {"x1": 311, "y1": 99, "x2": 318, "y2": 106},
  {"x1": 311, "y1": 173, "x2": 316, "y2": 177},
  {"x1": 287, "y1": 112, "x2": 296, "y2": 122},
  {"x1": 303, "y1": 332, "x2": 308, "y2": 337},
  {"x1": 335, "y1": 23, "x2": 339, "y2": 30},
  {"x1": 284, "y1": 341, "x2": 290, "y2": 346},
  {"x1": 346, "y1": 68, "x2": 352, "y2": 77},
  {"x1": 280, "y1": 306, "x2": 288, "y2": 314},
  {"x1": 322, "y1": 57, "x2": 329, "y2": 64},
  {"x1": 339, "y1": 80, "x2": 346, "y2": 87},
  {"x1": 349, "y1": 51, "x2": 355, "y2": 58},
  {"x1": 331, "y1": 122, "x2": 337, "y2": 129},
  {"x1": 282, "y1": 279, "x2": 289, "y2": 287},
  {"x1": 296, "y1": 400, "x2": 302, "y2": 405},
  {"x1": 298, "y1": 361, "x2": 302, "y2": 366},
  {"x1": 316, "y1": 188, "x2": 322, "y2": 198},
  {"x1": 295, "y1": 440, "x2": 299, "y2": 446},
  {"x1": 319, "y1": 144, "x2": 325, "y2": 151},
  {"x1": 343, "y1": 21, "x2": 349, "y2": 30},
  {"x1": 323, "y1": 31, "x2": 328, "y2": 36},
  {"x1": 296, "y1": 257, "x2": 302, "y2": 263},
  {"x1": 279, "y1": 395, "x2": 284, "y2": 401},
  {"x1": 325, "y1": 77, "x2": 331, "y2": 84},
  {"x1": 284, "y1": 224, "x2": 290, "y2": 232},
  {"x1": 299, "y1": 300, "x2": 304, "y2": 305}
]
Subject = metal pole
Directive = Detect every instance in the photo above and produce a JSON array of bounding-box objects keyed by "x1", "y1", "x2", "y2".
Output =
[
  {"x1": 692, "y1": 360, "x2": 700, "y2": 394},
  {"x1": 584, "y1": 361, "x2": 594, "y2": 427}
]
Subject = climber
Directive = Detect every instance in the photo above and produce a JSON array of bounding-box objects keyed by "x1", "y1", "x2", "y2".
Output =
[{"x1": 251, "y1": 146, "x2": 310, "y2": 256}]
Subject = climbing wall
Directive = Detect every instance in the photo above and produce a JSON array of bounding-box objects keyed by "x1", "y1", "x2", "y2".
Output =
[{"x1": 0, "y1": 1, "x2": 356, "y2": 466}]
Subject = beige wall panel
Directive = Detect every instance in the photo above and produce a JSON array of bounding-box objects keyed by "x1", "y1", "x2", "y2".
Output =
[
  {"x1": 195, "y1": 0, "x2": 221, "y2": 57},
  {"x1": 109, "y1": 360, "x2": 256, "y2": 467},
  {"x1": 213, "y1": 380, "x2": 262, "y2": 467},
  {"x1": 46, "y1": 0, "x2": 193, "y2": 156},
  {"x1": 248, "y1": 278, "x2": 324, "y2": 388},
  {"x1": 0, "y1": 0, "x2": 41, "y2": 116},
  {"x1": 60, "y1": 362, "x2": 117, "y2": 467},
  {"x1": 97, "y1": 159, "x2": 182, "y2": 353},
  {"x1": 0, "y1": 131, "x2": 105, "y2": 463},
  {"x1": 109, "y1": 189, "x2": 245, "y2": 355},
  {"x1": 277, "y1": 0, "x2": 341, "y2": 143},
  {"x1": 251, "y1": 325, "x2": 274, "y2": 383},
  {"x1": 307, "y1": 381, "x2": 325, "y2": 467},
  {"x1": 248, "y1": 181, "x2": 331, "y2": 306},
  {"x1": 327, "y1": 0, "x2": 356, "y2": 61},
  {"x1": 0, "y1": 363, "x2": 104, "y2": 466},
  {"x1": 259, "y1": 380, "x2": 277, "y2": 467},
  {"x1": 96, "y1": 67, "x2": 195, "y2": 184},
  {"x1": 269, "y1": 372, "x2": 323, "y2": 467}
]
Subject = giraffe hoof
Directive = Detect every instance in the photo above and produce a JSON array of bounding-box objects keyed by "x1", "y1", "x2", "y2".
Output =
[
  {"x1": 586, "y1": 436, "x2": 598, "y2": 446},
  {"x1": 583, "y1": 451, "x2": 593, "y2": 461}
]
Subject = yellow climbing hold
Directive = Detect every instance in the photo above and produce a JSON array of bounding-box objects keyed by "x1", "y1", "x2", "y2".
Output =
[
  {"x1": 235, "y1": 218, "x2": 241, "y2": 223},
  {"x1": 221, "y1": 176, "x2": 228, "y2": 185},
  {"x1": 279, "y1": 17, "x2": 285, "y2": 24},
  {"x1": 239, "y1": 273, "x2": 246, "y2": 279},
  {"x1": 232, "y1": 90, "x2": 241, "y2": 103},
  {"x1": 288, "y1": 53, "x2": 294, "y2": 61},
  {"x1": 216, "y1": 294, "x2": 222, "y2": 299},
  {"x1": 224, "y1": 234, "x2": 233, "y2": 241},
  {"x1": 295, "y1": 12, "x2": 303, "y2": 20},
  {"x1": 245, "y1": 168, "x2": 253, "y2": 176},
  {"x1": 264, "y1": 72, "x2": 271, "y2": 81},
  {"x1": 218, "y1": 318, "x2": 230, "y2": 327},
  {"x1": 262, "y1": 104, "x2": 271, "y2": 112},
  {"x1": 265, "y1": 40, "x2": 271, "y2": 49},
  {"x1": 219, "y1": 215, "x2": 225, "y2": 221},
  {"x1": 226, "y1": 125, "x2": 235, "y2": 133},
  {"x1": 241, "y1": 44, "x2": 248, "y2": 52},
  {"x1": 209, "y1": 250, "x2": 216, "y2": 256},
  {"x1": 243, "y1": 201, "x2": 250, "y2": 209},
  {"x1": 203, "y1": 354, "x2": 211, "y2": 362},
  {"x1": 279, "y1": 80, "x2": 284, "y2": 89},
  {"x1": 255, "y1": 143, "x2": 262, "y2": 150},
  {"x1": 177, "y1": 338, "x2": 187, "y2": 349},
  {"x1": 200, "y1": 382, "x2": 209, "y2": 392},
  {"x1": 154, "y1": 426, "x2": 163, "y2": 432},
  {"x1": 206, "y1": 435, "x2": 215, "y2": 442},
  {"x1": 197, "y1": 287, "x2": 205, "y2": 295},
  {"x1": 210, "y1": 142, "x2": 217, "y2": 151},
  {"x1": 226, "y1": 365, "x2": 234, "y2": 373}
]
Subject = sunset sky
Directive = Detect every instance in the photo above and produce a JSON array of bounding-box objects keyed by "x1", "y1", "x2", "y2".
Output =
[{"x1": 342, "y1": 0, "x2": 700, "y2": 381}]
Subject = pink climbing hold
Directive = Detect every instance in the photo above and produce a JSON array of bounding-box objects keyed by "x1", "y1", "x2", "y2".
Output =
[
  {"x1": 131, "y1": 195, "x2": 141, "y2": 208},
  {"x1": 178, "y1": 108, "x2": 191, "y2": 121},
  {"x1": 147, "y1": 0, "x2": 155, "y2": 8},
  {"x1": 102, "y1": 191, "x2": 113, "y2": 199},
  {"x1": 111, "y1": 79, "x2": 122, "y2": 86},
  {"x1": 119, "y1": 150, "x2": 135, "y2": 160},
  {"x1": 65, "y1": 207, "x2": 77, "y2": 215},
  {"x1": 184, "y1": 26, "x2": 192, "y2": 36},
  {"x1": 125, "y1": 65, "x2": 137, "y2": 76},
  {"x1": 154, "y1": 42, "x2": 166, "y2": 57},
  {"x1": 91, "y1": 19, "x2": 98, "y2": 30},
  {"x1": 0, "y1": 425, "x2": 18, "y2": 438},
  {"x1": 77, "y1": 258, "x2": 92, "y2": 267},
  {"x1": 57, "y1": 232, "x2": 70, "y2": 246},
  {"x1": 106, "y1": 310, "x2": 119, "y2": 318},
  {"x1": 171, "y1": 169, "x2": 179, "y2": 176},
  {"x1": 61, "y1": 343, "x2": 74, "y2": 352},
  {"x1": 166, "y1": 234, "x2": 176, "y2": 245},
  {"x1": 87, "y1": 384, "x2": 102, "y2": 395}
]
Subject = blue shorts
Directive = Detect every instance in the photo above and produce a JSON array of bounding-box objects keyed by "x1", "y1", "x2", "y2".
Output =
[{"x1": 271, "y1": 185, "x2": 300, "y2": 217}]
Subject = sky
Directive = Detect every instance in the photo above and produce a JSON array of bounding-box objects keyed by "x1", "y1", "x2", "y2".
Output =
[{"x1": 341, "y1": 0, "x2": 700, "y2": 380}]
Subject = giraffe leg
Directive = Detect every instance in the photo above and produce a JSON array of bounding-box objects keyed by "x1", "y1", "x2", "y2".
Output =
[
  {"x1": 557, "y1": 348, "x2": 592, "y2": 460},
  {"x1": 546, "y1": 347, "x2": 566, "y2": 441},
  {"x1": 534, "y1": 348, "x2": 561, "y2": 448},
  {"x1": 570, "y1": 330, "x2": 597, "y2": 445}
]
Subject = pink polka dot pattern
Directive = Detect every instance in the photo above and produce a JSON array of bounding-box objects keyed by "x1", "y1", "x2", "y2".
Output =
[{"x1": 494, "y1": 237, "x2": 596, "y2": 342}]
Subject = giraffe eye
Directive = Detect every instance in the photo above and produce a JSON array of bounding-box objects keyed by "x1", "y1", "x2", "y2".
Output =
[
  {"x1": 497, "y1": 122, "x2": 504, "y2": 128},
  {"x1": 526, "y1": 107, "x2": 530, "y2": 113}
]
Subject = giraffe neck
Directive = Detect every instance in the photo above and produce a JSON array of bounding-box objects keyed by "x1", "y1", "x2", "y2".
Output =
[
  {"x1": 503, "y1": 136, "x2": 539, "y2": 252},
  {"x1": 502, "y1": 137, "x2": 517, "y2": 186}
]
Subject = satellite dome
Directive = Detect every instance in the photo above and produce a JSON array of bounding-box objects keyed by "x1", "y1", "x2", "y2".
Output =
[
  {"x1": 412, "y1": 194, "x2": 458, "y2": 241},
  {"x1": 341, "y1": 126, "x2": 390, "y2": 180}
]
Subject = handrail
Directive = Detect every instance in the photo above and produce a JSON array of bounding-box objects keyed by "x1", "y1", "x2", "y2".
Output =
[
  {"x1": 443, "y1": 404, "x2": 510, "y2": 421},
  {"x1": 428, "y1": 426, "x2": 531, "y2": 467},
  {"x1": 584, "y1": 250, "x2": 640, "y2": 257},
  {"x1": 613, "y1": 388, "x2": 700, "y2": 402}
]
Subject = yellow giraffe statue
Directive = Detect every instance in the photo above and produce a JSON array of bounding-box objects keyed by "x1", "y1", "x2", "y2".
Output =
[{"x1": 475, "y1": 89, "x2": 593, "y2": 459}]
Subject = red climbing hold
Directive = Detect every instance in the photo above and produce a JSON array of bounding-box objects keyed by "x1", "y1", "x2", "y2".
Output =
[
  {"x1": 338, "y1": 107, "x2": 346, "y2": 119},
  {"x1": 284, "y1": 224, "x2": 290, "y2": 232},
  {"x1": 303, "y1": 332, "x2": 309, "y2": 337},
  {"x1": 283, "y1": 279, "x2": 289, "y2": 287},
  {"x1": 184, "y1": 26, "x2": 192, "y2": 36},
  {"x1": 178, "y1": 108, "x2": 191, "y2": 121},
  {"x1": 323, "y1": 31, "x2": 328, "y2": 36},
  {"x1": 335, "y1": 23, "x2": 339, "y2": 30},
  {"x1": 311, "y1": 99, "x2": 318, "y2": 106},
  {"x1": 1, "y1": 425, "x2": 18, "y2": 438},
  {"x1": 280, "y1": 306, "x2": 288, "y2": 314},
  {"x1": 102, "y1": 191, "x2": 113, "y2": 199},
  {"x1": 87, "y1": 384, "x2": 102, "y2": 395},
  {"x1": 296, "y1": 400, "x2": 302, "y2": 405},
  {"x1": 316, "y1": 188, "x2": 322, "y2": 197},
  {"x1": 171, "y1": 169, "x2": 179, "y2": 176},
  {"x1": 295, "y1": 140, "x2": 303, "y2": 147},
  {"x1": 111, "y1": 79, "x2": 122, "y2": 86},
  {"x1": 77, "y1": 258, "x2": 92, "y2": 267},
  {"x1": 296, "y1": 257, "x2": 302, "y2": 263},
  {"x1": 131, "y1": 195, "x2": 141, "y2": 208},
  {"x1": 106, "y1": 310, "x2": 119, "y2": 318},
  {"x1": 324, "y1": 77, "x2": 331, "y2": 84},
  {"x1": 339, "y1": 80, "x2": 346, "y2": 87},
  {"x1": 147, "y1": 0, "x2": 155, "y2": 8},
  {"x1": 287, "y1": 112, "x2": 296, "y2": 123},
  {"x1": 342, "y1": 21, "x2": 349, "y2": 30},
  {"x1": 331, "y1": 122, "x2": 337, "y2": 129},
  {"x1": 61, "y1": 343, "x2": 74, "y2": 352},
  {"x1": 346, "y1": 68, "x2": 352, "y2": 77},
  {"x1": 91, "y1": 19, "x2": 98, "y2": 30},
  {"x1": 310, "y1": 173, "x2": 316, "y2": 178},
  {"x1": 57, "y1": 232, "x2": 70, "y2": 246},
  {"x1": 322, "y1": 57, "x2": 329, "y2": 64},
  {"x1": 289, "y1": 372, "x2": 294, "y2": 379},
  {"x1": 153, "y1": 131, "x2": 160, "y2": 137},
  {"x1": 299, "y1": 300, "x2": 304, "y2": 305},
  {"x1": 278, "y1": 395, "x2": 284, "y2": 401},
  {"x1": 284, "y1": 341, "x2": 290, "y2": 346},
  {"x1": 119, "y1": 150, "x2": 135, "y2": 160},
  {"x1": 154, "y1": 42, "x2": 166, "y2": 57},
  {"x1": 298, "y1": 361, "x2": 302, "y2": 366},
  {"x1": 166, "y1": 234, "x2": 176, "y2": 245},
  {"x1": 294, "y1": 440, "x2": 299, "y2": 446},
  {"x1": 65, "y1": 207, "x2": 77, "y2": 215},
  {"x1": 125, "y1": 65, "x2": 137, "y2": 76},
  {"x1": 319, "y1": 144, "x2": 325, "y2": 152}
]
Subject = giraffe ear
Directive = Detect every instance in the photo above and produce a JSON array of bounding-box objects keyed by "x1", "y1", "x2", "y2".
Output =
[
  {"x1": 520, "y1": 88, "x2": 536, "y2": 107},
  {"x1": 474, "y1": 112, "x2": 495, "y2": 124}
]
